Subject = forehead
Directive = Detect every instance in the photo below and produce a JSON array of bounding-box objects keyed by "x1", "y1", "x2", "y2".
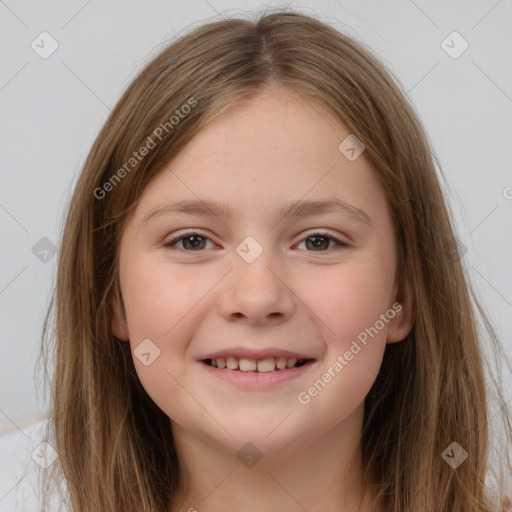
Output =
[
  {"x1": 175, "y1": 88, "x2": 345, "y2": 164},
  {"x1": 128, "y1": 88, "x2": 386, "y2": 229}
]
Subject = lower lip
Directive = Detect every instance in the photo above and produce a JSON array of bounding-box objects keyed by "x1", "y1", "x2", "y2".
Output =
[{"x1": 199, "y1": 360, "x2": 318, "y2": 389}]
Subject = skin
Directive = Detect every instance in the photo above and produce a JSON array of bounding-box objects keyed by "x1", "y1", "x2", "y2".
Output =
[{"x1": 111, "y1": 87, "x2": 414, "y2": 512}]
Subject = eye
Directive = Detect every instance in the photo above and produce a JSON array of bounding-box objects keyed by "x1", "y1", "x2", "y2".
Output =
[
  {"x1": 163, "y1": 230, "x2": 348, "y2": 252},
  {"x1": 163, "y1": 231, "x2": 215, "y2": 251},
  {"x1": 295, "y1": 232, "x2": 348, "y2": 251}
]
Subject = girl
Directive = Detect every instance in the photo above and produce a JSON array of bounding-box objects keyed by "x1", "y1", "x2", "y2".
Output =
[{"x1": 39, "y1": 9, "x2": 512, "y2": 512}]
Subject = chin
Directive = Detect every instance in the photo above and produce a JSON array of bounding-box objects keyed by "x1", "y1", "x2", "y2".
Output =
[{"x1": 211, "y1": 412, "x2": 308, "y2": 455}]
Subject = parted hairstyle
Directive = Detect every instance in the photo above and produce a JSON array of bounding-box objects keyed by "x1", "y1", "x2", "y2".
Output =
[{"x1": 39, "y1": 8, "x2": 512, "y2": 512}]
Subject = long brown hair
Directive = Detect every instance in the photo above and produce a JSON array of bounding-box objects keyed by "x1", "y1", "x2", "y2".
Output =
[{"x1": 39, "y1": 9, "x2": 512, "y2": 511}]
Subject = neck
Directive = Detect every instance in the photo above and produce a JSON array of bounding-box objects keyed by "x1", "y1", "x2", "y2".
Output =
[{"x1": 169, "y1": 404, "x2": 381, "y2": 512}]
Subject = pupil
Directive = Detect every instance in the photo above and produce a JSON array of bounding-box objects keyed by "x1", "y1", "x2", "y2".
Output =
[
  {"x1": 184, "y1": 236, "x2": 204, "y2": 250},
  {"x1": 307, "y1": 235, "x2": 328, "y2": 250}
]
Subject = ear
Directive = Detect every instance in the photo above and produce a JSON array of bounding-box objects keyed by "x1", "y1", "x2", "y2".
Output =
[
  {"x1": 386, "y1": 271, "x2": 415, "y2": 344},
  {"x1": 110, "y1": 283, "x2": 129, "y2": 341}
]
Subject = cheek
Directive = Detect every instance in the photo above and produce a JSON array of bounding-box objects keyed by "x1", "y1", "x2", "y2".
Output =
[
  {"x1": 120, "y1": 255, "x2": 204, "y2": 386},
  {"x1": 295, "y1": 260, "x2": 392, "y2": 424},
  {"x1": 122, "y1": 253, "x2": 210, "y2": 341},
  {"x1": 120, "y1": 255, "x2": 212, "y2": 422},
  {"x1": 303, "y1": 256, "x2": 395, "y2": 347}
]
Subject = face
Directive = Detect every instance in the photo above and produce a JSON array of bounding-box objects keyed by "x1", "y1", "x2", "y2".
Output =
[{"x1": 112, "y1": 87, "x2": 412, "y2": 456}]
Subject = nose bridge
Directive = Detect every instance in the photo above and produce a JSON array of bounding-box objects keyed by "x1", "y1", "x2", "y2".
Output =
[{"x1": 217, "y1": 235, "x2": 296, "y2": 323}]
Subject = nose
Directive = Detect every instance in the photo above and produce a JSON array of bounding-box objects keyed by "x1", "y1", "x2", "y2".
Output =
[{"x1": 217, "y1": 248, "x2": 296, "y2": 325}]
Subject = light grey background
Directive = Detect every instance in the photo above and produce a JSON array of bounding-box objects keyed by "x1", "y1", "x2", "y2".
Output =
[{"x1": 1, "y1": 0, "x2": 511, "y2": 436}]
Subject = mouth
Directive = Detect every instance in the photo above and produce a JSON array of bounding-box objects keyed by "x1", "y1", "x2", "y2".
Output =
[{"x1": 202, "y1": 356, "x2": 314, "y2": 372}]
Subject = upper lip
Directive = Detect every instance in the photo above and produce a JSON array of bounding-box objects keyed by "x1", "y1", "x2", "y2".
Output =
[{"x1": 199, "y1": 347, "x2": 315, "y2": 361}]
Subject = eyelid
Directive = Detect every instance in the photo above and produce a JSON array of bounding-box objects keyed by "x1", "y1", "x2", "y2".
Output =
[
  {"x1": 162, "y1": 229, "x2": 216, "y2": 249},
  {"x1": 299, "y1": 230, "x2": 349, "y2": 244},
  {"x1": 294, "y1": 231, "x2": 350, "y2": 252}
]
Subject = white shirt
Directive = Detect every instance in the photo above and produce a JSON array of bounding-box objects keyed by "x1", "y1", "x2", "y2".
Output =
[{"x1": 0, "y1": 419, "x2": 69, "y2": 512}]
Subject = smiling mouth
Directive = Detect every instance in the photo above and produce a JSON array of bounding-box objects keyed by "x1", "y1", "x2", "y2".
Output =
[{"x1": 203, "y1": 356, "x2": 312, "y2": 372}]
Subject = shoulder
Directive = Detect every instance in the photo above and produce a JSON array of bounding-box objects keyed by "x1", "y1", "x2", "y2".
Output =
[{"x1": 0, "y1": 418, "x2": 70, "y2": 511}]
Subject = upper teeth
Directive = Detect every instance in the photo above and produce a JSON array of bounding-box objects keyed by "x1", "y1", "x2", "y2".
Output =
[{"x1": 208, "y1": 356, "x2": 304, "y2": 372}]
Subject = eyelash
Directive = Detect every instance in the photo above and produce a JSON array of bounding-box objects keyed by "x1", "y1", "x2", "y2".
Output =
[{"x1": 162, "y1": 230, "x2": 349, "y2": 252}]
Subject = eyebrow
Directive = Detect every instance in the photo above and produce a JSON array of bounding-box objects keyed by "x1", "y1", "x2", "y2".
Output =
[{"x1": 141, "y1": 197, "x2": 372, "y2": 226}]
